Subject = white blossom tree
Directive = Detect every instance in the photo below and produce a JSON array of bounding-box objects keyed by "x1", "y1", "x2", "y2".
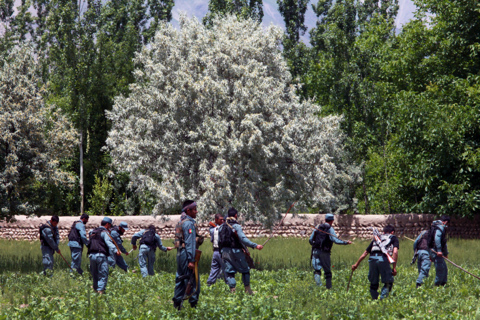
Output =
[
  {"x1": 106, "y1": 15, "x2": 359, "y2": 224},
  {"x1": 0, "y1": 46, "x2": 78, "y2": 221}
]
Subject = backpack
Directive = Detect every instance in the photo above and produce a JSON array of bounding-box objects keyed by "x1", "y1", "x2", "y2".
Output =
[
  {"x1": 68, "y1": 221, "x2": 82, "y2": 242},
  {"x1": 427, "y1": 223, "x2": 447, "y2": 252},
  {"x1": 310, "y1": 223, "x2": 333, "y2": 252},
  {"x1": 87, "y1": 227, "x2": 109, "y2": 256},
  {"x1": 140, "y1": 228, "x2": 157, "y2": 250},
  {"x1": 39, "y1": 223, "x2": 58, "y2": 246},
  {"x1": 218, "y1": 220, "x2": 242, "y2": 250}
]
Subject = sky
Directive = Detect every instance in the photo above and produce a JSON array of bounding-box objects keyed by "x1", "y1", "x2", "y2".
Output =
[{"x1": 170, "y1": 0, "x2": 417, "y2": 42}]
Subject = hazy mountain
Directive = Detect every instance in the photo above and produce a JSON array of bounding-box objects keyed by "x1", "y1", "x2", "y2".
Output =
[{"x1": 171, "y1": 0, "x2": 417, "y2": 42}]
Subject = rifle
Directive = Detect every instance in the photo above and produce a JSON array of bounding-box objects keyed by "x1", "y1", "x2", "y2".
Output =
[
  {"x1": 404, "y1": 236, "x2": 480, "y2": 281},
  {"x1": 183, "y1": 249, "x2": 202, "y2": 300},
  {"x1": 371, "y1": 228, "x2": 396, "y2": 264}
]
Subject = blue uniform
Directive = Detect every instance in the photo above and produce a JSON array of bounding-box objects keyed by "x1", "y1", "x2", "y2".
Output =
[
  {"x1": 206, "y1": 225, "x2": 226, "y2": 285},
  {"x1": 132, "y1": 229, "x2": 168, "y2": 277},
  {"x1": 220, "y1": 218, "x2": 257, "y2": 289},
  {"x1": 413, "y1": 230, "x2": 431, "y2": 286},
  {"x1": 68, "y1": 221, "x2": 89, "y2": 274},
  {"x1": 108, "y1": 227, "x2": 129, "y2": 272},
  {"x1": 173, "y1": 216, "x2": 200, "y2": 307},
  {"x1": 309, "y1": 224, "x2": 348, "y2": 288},
  {"x1": 40, "y1": 221, "x2": 60, "y2": 275},
  {"x1": 88, "y1": 227, "x2": 118, "y2": 291},
  {"x1": 430, "y1": 221, "x2": 448, "y2": 285}
]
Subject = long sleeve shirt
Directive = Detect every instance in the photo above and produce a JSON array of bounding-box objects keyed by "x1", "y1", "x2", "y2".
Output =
[
  {"x1": 230, "y1": 222, "x2": 257, "y2": 249},
  {"x1": 89, "y1": 226, "x2": 118, "y2": 256},
  {"x1": 131, "y1": 229, "x2": 168, "y2": 252},
  {"x1": 309, "y1": 225, "x2": 348, "y2": 246},
  {"x1": 432, "y1": 221, "x2": 448, "y2": 255},
  {"x1": 110, "y1": 228, "x2": 127, "y2": 254},
  {"x1": 180, "y1": 216, "x2": 197, "y2": 263},
  {"x1": 41, "y1": 222, "x2": 59, "y2": 251},
  {"x1": 68, "y1": 221, "x2": 89, "y2": 248}
]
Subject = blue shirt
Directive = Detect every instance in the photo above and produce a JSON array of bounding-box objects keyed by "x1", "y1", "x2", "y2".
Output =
[
  {"x1": 41, "y1": 221, "x2": 59, "y2": 251},
  {"x1": 309, "y1": 224, "x2": 348, "y2": 246},
  {"x1": 225, "y1": 218, "x2": 258, "y2": 249},
  {"x1": 131, "y1": 229, "x2": 168, "y2": 252},
  {"x1": 111, "y1": 228, "x2": 127, "y2": 254},
  {"x1": 68, "y1": 221, "x2": 89, "y2": 248},
  {"x1": 88, "y1": 226, "x2": 118, "y2": 256}
]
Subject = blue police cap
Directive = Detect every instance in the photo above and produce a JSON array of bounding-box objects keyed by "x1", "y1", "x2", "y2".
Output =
[
  {"x1": 119, "y1": 221, "x2": 129, "y2": 230},
  {"x1": 102, "y1": 217, "x2": 113, "y2": 224},
  {"x1": 325, "y1": 213, "x2": 334, "y2": 221}
]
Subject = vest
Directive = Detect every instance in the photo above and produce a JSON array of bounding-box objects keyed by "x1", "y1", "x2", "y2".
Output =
[
  {"x1": 417, "y1": 230, "x2": 429, "y2": 251},
  {"x1": 39, "y1": 223, "x2": 58, "y2": 247},
  {"x1": 87, "y1": 227, "x2": 109, "y2": 256},
  {"x1": 174, "y1": 219, "x2": 199, "y2": 249},
  {"x1": 68, "y1": 220, "x2": 82, "y2": 243}
]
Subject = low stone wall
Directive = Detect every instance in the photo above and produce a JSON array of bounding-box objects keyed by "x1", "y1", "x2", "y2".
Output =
[{"x1": 0, "y1": 214, "x2": 478, "y2": 241}]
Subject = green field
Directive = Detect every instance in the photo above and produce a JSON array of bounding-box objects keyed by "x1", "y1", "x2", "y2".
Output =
[{"x1": 1, "y1": 238, "x2": 480, "y2": 319}]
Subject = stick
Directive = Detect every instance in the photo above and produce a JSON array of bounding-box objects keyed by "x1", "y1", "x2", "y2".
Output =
[
  {"x1": 262, "y1": 202, "x2": 296, "y2": 246},
  {"x1": 346, "y1": 269, "x2": 354, "y2": 292},
  {"x1": 58, "y1": 251, "x2": 74, "y2": 272},
  {"x1": 128, "y1": 249, "x2": 134, "y2": 254},
  {"x1": 404, "y1": 236, "x2": 480, "y2": 281}
]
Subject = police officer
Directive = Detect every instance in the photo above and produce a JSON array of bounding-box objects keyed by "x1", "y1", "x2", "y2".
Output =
[
  {"x1": 88, "y1": 217, "x2": 120, "y2": 294},
  {"x1": 172, "y1": 200, "x2": 203, "y2": 310},
  {"x1": 430, "y1": 216, "x2": 450, "y2": 286},
  {"x1": 67, "y1": 213, "x2": 89, "y2": 274},
  {"x1": 109, "y1": 221, "x2": 130, "y2": 272},
  {"x1": 131, "y1": 224, "x2": 173, "y2": 277},
  {"x1": 206, "y1": 214, "x2": 226, "y2": 285},
  {"x1": 309, "y1": 213, "x2": 352, "y2": 288},
  {"x1": 40, "y1": 215, "x2": 60, "y2": 275},
  {"x1": 413, "y1": 229, "x2": 430, "y2": 287},
  {"x1": 352, "y1": 225, "x2": 399, "y2": 300},
  {"x1": 220, "y1": 207, "x2": 263, "y2": 295}
]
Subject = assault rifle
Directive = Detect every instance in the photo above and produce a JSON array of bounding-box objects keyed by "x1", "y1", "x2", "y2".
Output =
[
  {"x1": 184, "y1": 249, "x2": 202, "y2": 300},
  {"x1": 371, "y1": 228, "x2": 396, "y2": 264}
]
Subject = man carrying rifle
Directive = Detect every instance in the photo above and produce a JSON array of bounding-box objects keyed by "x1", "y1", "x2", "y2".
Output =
[
  {"x1": 172, "y1": 200, "x2": 203, "y2": 310},
  {"x1": 218, "y1": 207, "x2": 263, "y2": 294},
  {"x1": 206, "y1": 214, "x2": 226, "y2": 286},
  {"x1": 352, "y1": 224, "x2": 399, "y2": 300},
  {"x1": 309, "y1": 213, "x2": 352, "y2": 288}
]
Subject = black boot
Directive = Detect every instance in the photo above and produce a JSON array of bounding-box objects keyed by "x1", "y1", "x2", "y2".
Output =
[{"x1": 416, "y1": 283, "x2": 422, "y2": 288}]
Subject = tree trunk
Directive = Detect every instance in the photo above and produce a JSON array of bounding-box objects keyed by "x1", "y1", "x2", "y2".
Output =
[{"x1": 80, "y1": 129, "x2": 84, "y2": 214}]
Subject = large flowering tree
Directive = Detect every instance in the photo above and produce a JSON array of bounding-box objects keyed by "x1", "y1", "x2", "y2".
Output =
[
  {"x1": 0, "y1": 46, "x2": 78, "y2": 221},
  {"x1": 106, "y1": 15, "x2": 359, "y2": 224}
]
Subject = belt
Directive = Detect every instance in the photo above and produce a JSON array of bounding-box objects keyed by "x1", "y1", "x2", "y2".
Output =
[{"x1": 371, "y1": 252, "x2": 384, "y2": 256}]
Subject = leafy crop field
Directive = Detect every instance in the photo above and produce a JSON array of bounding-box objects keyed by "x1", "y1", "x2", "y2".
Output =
[{"x1": 1, "y1": 238, "x2": 480, "y2": 319}]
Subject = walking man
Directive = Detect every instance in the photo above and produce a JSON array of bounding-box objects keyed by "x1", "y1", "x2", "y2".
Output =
[
  {"x1": 67, "y1": 213, "x2": 89, "y2": 274},
  {"x1": 219, "y1": 207, "x2": 263, "y2": 294},
  {"x1": 309, "y1": 213, "x2": 352, "y2": 288},
  {"x1": 206, "y1": 214, "x2": 226, "y2": 285},
  {"x1": 88, "y1": 217, "x2": 120, "y2": 294},
  {"x1": 352, "y1": 225, "x2": 399, "y2": 300},
  {"x1": 40, "y1": 215, "x2": 60, "y2": 276},
  {"x1": 430, "y1": 216, "x2": 450, "y2": 286},
  {"x1": 109, "y1": 221, "x2": 130, "y2": 272},
  {"x1": 131, "y1": 224, "x2": 173, "y2": 277},
  {"x1": 172, "y1": 200, "x2": 203, "y2": 310}
]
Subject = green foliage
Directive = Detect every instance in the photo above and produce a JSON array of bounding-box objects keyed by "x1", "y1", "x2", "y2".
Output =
[
  {"x1": 1, "y1": 238, "x2": 480, "y2": 318},
  {"x1": 203, "y1": 0, "x2": 264, "y2": 26},
  {"x1": 87, "y1": 175, "x2": 113, "y2": 216}
]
